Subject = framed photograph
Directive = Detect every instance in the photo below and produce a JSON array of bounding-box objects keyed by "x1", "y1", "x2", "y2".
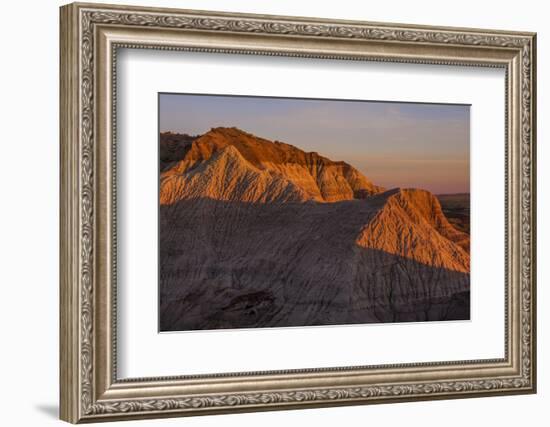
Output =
[{"x1": 60, "y1": 2, "x2": 537, "y2": 423}]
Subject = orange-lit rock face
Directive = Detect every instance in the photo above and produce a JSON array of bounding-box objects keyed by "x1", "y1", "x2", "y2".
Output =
[
  {"x1": 160, "y1": 127, "x2": 384, "y2": 205},
  {"x1": 355, "y1": 189, "x2": 470, "y2": 272},
  {"x1": 158, "y1": 127, "x2": 470, "y2": 331}
]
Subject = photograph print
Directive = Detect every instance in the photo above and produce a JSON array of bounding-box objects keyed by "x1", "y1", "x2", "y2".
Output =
[{"x1": 159, "y1": 93, "x2": 470, "y2": 332}]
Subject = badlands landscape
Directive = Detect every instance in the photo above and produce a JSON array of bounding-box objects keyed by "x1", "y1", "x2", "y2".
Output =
[{"x1": 159, "y1": 127, "x2": 470, "y2": 331}]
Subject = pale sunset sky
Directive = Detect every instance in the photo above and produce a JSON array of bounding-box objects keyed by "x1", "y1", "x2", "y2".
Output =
[{"x1": 159, "y1": 93, "x2": 470, "y2": 195}]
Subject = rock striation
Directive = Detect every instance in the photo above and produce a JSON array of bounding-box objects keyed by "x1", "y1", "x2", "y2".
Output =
[
  {"x1": 160, "y1": 127, "x2": 384, "y2": 204},
  {"x1": 159, "y1": 127, "x2": 470, "y2": 331}
]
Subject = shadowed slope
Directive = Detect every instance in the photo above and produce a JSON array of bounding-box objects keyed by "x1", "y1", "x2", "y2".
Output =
[
  {"x1": 160, "y1": 191, "x2": 470, "y2": 331},
  {"x1": 159, "y1": 131, "x2": 198, "y2": 171},
  {"x1": 158, "y1": 127, "x2": 470, "y2": 331}
]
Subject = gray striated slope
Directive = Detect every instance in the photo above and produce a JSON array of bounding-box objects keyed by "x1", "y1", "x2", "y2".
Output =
[
  {"x1": 159, "y1": 127, "x2": 470, "y2": 331},
  {"x1": 160, "y1": 190, "x2": 470, "y2": 331}
]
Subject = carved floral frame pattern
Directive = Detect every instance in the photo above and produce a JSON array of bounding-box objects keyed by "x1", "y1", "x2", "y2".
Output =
[{"x1": 60, "y1": 2, "x2": 536, "y2": 423}]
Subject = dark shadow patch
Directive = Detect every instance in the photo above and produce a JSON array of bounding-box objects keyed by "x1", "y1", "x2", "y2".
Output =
[{"x1": 159, "y1": 197, "x2": 470, "y2": 332}]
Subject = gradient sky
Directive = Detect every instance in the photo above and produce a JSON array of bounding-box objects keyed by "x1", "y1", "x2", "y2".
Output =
[{"x1": 159, "y1": 93, "x2": 470, "y2": 194}]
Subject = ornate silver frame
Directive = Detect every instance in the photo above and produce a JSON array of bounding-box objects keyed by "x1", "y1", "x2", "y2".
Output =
[{"x1": 60, "y1": 2, "x2": 537, "y2": 423}]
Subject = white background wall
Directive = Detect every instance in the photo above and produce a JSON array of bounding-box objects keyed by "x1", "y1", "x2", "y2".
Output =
[{"x1": 0, "y1": 0, "x2": 545, "y2": 425}]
